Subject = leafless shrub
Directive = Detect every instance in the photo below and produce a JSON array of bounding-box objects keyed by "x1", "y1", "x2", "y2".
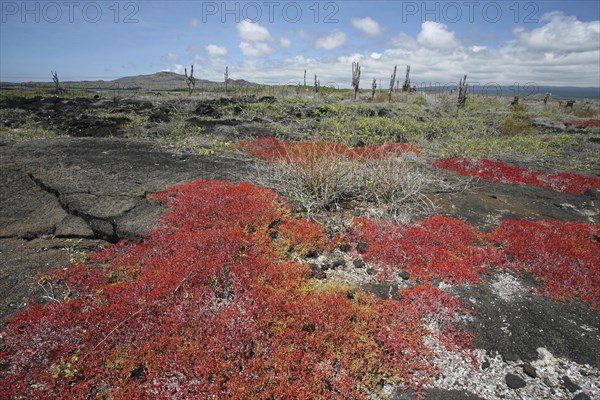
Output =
[
  {"x1": 357, "y1": 155, "x2": 437, "y2": 223},
  {"x1": 249, "y1": 147, "x2": 439, "y2": 223},
  {"x1": 251, "y1": 149, "x2": 354, "y2": 215}
]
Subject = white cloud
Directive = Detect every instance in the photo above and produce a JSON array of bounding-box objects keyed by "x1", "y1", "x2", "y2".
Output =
[
  {"x1": 315, "y1": 31, "x2": 347, "y2": 50},
  {"x1": 351, "y1": 17, "x2": 383, "y2": 37},
  {"x1": 169, "y1": 13, "x2": 598, "y2": 88},
  {"x1": 236, "y1": 20, "x2": 272, "y2": 42},
  {"x1": 513, "y1": 12, "x2": 600, "y2": 53},
  {"x1": 470, "y1": 46, "x2": 487, "y2": 53},
  {"x1": 417, "y1": 21, "x2": 460, "y2": 49},
  {"x1": 240, "y1": 41, "x2": 274, "y2": 57},
  {"x1": 280, "y1": 37, "x2": 291, "y2": 49},
  {"x1": 297, "y1": 29, "x2": 310, "y2": 40},
  {"x1": 162, "y1": 52, "x2": 179, "y2": 62},
  {"x1": 391, "y1": 32, "x2": 418, "y2": 50},
  {"x1": 205, "y1": 44, "x2": 228, "y2": 58},
  {"x1": 171, "y1": 64, "x2": 185, "y2": 74}
]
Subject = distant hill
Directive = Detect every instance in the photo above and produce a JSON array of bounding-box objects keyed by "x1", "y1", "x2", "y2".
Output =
[
  {"x1": 1, "y1": 71, "x2": 260, "y2": 91},
  {"x1": 1, "y1": 72, "x2": 598, "y2": 99}
]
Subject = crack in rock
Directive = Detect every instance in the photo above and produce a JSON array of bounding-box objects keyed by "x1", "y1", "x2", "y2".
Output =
[{"x1": 25, "y1": 172, "x2": 120, "y2": 243}]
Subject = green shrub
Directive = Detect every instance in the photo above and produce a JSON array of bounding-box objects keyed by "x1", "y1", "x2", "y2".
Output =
[
  {"x1": 413, "y1": 95, "x2": 428, "y2": 107},
  {"x1": 500, "y1": 113, "x2": 533, "y2": 136}
]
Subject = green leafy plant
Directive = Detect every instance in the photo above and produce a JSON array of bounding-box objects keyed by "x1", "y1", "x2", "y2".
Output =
[{"x1": 66, "y1": 238, "x2": 88, "y2": 264}]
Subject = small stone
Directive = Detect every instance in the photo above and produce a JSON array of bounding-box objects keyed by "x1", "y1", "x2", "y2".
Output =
[
  {"x1": 20, "y1": 231, "x2": 36, "y2": 241},
  {"x1": 543, "y1": 377, "x2": 554, "y2": 388},
  {"x1": 481, "y1": 361, "x2": 491, "y2": 370},
  {"x1": 356, "y1": 241, "x2": 367, "y2": 253},
  {"x1": 562, "y1": 376, "x2": 581, "y2": 393},
  {"x1": 523, "y1": 363, "x2": 537, "y2": 378},
  {"x1": 338, "y1": 243, "x2": 351, "y2": 252},
  {"x1": 505, "y1": 373, "x2": 526, "y2": 389},
  {"x1": 310, "y1": 265, "x2": 326, "y2": 280},
  {"x1": 366, "y1": 268, "x2": 375, "y2": 275},
  {"x1": 330, "y1": 259, "x2": 345, "y2": 269},
  {"x1": 503, "y1": 353, "x2": 521, "y2": 364},
  {"x1": 398, "y1": 270, "x2": 410, "y2": 280},
  {"x1": 572, "y1": 393, "x2": 591, "y2": 400},
  {"x1": 353, "y1": 259, "x2": 365, "y2": 268}
]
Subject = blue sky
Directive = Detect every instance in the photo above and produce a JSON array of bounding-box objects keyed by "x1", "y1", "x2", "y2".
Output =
[{"x1": 1, "y1": 1, "x2": 599, "y2": 87}]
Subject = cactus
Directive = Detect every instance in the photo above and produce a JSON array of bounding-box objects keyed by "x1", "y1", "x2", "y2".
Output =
[
  {"x1": 224, "y1": 66, "x2": 229, "y2": 93},
  {"x1": 51, "y1": 70, "x2": 62, "y2": 93},
  {"x1": 389, "y1": 65, "x2": 397, "y2": 102},
  {"x1": 184, "y1": 65, "x2": 196, "y2": 95},
  {"x1": 457, "y1": 74, "x2": 468, "y2": 108},
  {"x1": 402, "y1": 65, "x2": 411, "y2": 92},
  {"x1": 352, "y1": 61, "x2": 361, "y2": 100},
  {"x1": 371, "y1": 78, "x2": 377, "y2": 101}
]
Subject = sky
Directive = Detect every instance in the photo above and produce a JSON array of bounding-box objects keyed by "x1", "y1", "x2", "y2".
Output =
[{"x1": 1, "y1": 1, "x2": 599, "y2": 89}]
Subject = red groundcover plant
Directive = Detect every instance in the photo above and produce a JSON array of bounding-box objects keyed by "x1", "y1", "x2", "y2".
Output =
[
  {"x1": 0, "y1": 180, "x2": 473, "y2": 399},
  {"x1": 489, "y1": 219, "x2": 600, "y2": 310},
  {"x1": 349, "y1": 216, "x2": 503, "y2": 284},
  {"x1": 561, "y1": 119, "x2": 600, "y2": 128},
  {"x1": 236, "y1": 137, "x2": 421, "y2": 162},
  {"x1": 433, "y1": 158, "x2": 600, "y2": 194}
]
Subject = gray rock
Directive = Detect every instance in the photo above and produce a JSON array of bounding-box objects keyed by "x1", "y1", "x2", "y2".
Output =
[
  {"x1": 356, "y1": 240, "x2": 367, "y2": 253},
  {"x1": 0, "y1": 170, "x2": 67, "y2": 237},
  {"x1": 310, "y1": 264, "x2": 326, "y2": 280},
  {"x1": 531, "y1": 117, "x2": 566, "y2": 131},
  {"x1": 90, "y1": 219, "x2": 114, "y2": 240},
  {"x1": 503, "y1": 353, "x2": 521, "y2": 364},
  {"x1": 114, "y1": 199, "x2": 164, "y2": 239},
  {"x1": 505, "y1": 373, "x2": 527, "y2": 389},
  {"x1": 54, "y1": 215, "x2": 94, "y2": 238},
  {"x1": 563, "y1": 376, "x2": 581, "y2": 393},
  {"x1": 62, "y1": 193, "x2": 138, "y2": 220},
  {"x1": 523, "y1": 363, "x2": 537, "y2": 378},
  {"x1": 353, "y1": 259, "x2": 365, "y2": 268},
  {"x1": 572, "y1": 393, "x2": 591, "y2": 400},
  {"x1": 398, "y1": 270, "x2": 410, "y2": 280}
]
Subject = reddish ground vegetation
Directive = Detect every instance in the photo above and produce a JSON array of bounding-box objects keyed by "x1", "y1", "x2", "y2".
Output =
[
  {"x1": 345, "y1": 215, "x2": 599, "y2": 309},
  {"x1": 541, "y1": 172, "x2": 600, "y2": 194},
  {"x1": 432, "y1": 158, "x2": 544, "y2": 186},
  {"x1": 489, "y1": 219, "x2": 600, "y2": 310},
  {"x1": 349, "y1": 216, "x2": 502, "y2": 284},
  {"x1": 433, "y1": 158, "x2": 600, "y2": 194},
  {"x1": 0, "y1": 180, "x2": 472, "y2": 399},
  {"x1": 561, "y1": 119, "x2": 600, "y2": 127},
  {"x1": 236, "y1": 137, "x2": 421, "y2": 162}
]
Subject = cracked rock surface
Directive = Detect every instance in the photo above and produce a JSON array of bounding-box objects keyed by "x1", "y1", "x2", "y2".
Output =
[{"x1": 0, "y1": 136, "x2": 250, "y2": 322}]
